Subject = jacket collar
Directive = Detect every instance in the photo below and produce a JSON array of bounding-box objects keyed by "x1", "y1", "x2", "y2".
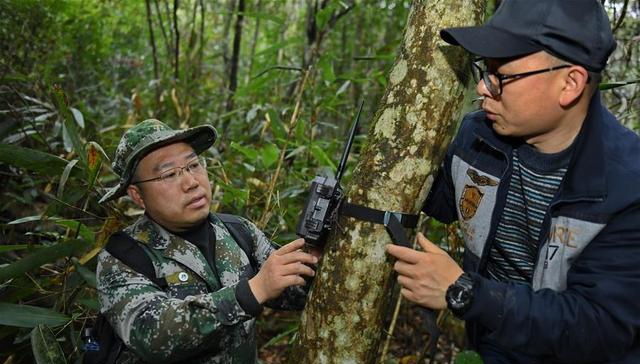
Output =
[
  {"x1": 473, "y1": 92, "x2": 607, "y2": 201},
  {"x1": 126, "y1": 214, "x2": 218, "y2": 288}
]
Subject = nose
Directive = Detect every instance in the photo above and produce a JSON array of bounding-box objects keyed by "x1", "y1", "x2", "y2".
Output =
[
  {"x1": 476, "y1": 78, "x2": 492, "y2": 98},
  {"x1": 180, "y1": 169, "x2": 200, "y2": 191}
]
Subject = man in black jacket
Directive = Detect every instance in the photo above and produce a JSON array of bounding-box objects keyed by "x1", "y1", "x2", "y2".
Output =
[{"x1": 387, "y1": 1, "x2": 640, "y2": 363}]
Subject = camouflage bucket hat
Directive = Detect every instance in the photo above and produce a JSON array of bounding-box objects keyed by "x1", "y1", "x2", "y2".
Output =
[{"x1": 99, "y1": 119, "x2": 217, "y2": 203}]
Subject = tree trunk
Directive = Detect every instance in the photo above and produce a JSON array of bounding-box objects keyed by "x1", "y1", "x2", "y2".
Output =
[
  {"x1": 224, "y1": 0, "x2": 245, "y2": 115},
  {"x1": 144, "y1": 0, "x2": 161, "y2": 108},
  {"x1": 172, "y1": 0, "x2": 180, "y2": 81},
  {"x1": 289, "y1": 1, "x2": 484, "y2": 363}
]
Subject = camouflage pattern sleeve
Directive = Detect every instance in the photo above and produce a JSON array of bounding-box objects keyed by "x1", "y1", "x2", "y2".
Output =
[
  {"x1": 237, "y1": 218, "x2": 310, "y2": 311},
  {"x1": 97, "y1": 250, "x2": 255, "y2": 363}
]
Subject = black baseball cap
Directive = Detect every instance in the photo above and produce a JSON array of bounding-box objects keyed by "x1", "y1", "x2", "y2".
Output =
[{"x1": 440, "y1": 0, "x2": 616, "y2": 72}]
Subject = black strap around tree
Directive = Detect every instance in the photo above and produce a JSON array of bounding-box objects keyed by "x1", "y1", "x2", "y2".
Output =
[{"x1": 340, "y1": 202, "x2": 419, "y2": 228}]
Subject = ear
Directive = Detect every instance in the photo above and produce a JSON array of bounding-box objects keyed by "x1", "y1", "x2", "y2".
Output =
[
  {"x1": 559, "y1": 66, "x2": 589, "y2": 107},
  {"x1": 127, "y1": 184, "x2": 146, "y2": 209}
]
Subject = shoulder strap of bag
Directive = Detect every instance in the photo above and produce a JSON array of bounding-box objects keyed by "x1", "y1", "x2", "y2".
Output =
[
  {"x1": 215, "y1": 213, "x2": 258, "y2": 269},
  {"x1": 105, "y1": 232, "x2": 168, "y2": 289}
]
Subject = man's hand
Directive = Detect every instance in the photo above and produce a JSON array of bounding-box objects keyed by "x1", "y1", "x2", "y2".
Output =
[
  {"x1": 385, "y1": 233, "x2": 464, "y2": 310},
  {"x1": 249, "y1": 239, "x2": 318, "y2": 304}
]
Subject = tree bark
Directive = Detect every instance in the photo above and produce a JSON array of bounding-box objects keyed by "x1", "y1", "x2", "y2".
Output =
[{"x1": 289, "y1": 1, "x2": 484, "y2": 363}]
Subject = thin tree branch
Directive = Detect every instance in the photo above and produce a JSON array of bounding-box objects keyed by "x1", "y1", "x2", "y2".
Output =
[
  {"x1": 145, "y1": 0, "x2": 161, "y2": 107},
  {"x1": 173, "y1": 0, "x2": 180, "y2": 81}
]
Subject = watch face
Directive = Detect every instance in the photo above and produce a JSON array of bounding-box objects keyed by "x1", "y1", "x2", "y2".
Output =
[
  {"x1": 448, "y1": 285, "x2": 470, "y2": 309},
  {"x1": 446, "y1": 274, "x2": 474, "y2": 315}
]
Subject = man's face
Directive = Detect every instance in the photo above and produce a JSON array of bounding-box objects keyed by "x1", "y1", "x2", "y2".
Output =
[
  {"x1": 127, "y1": 142, "x2": 212, "y2": 232},
  {"x1": 477, "y1": 51, "x2": 569, "y2": 146}
]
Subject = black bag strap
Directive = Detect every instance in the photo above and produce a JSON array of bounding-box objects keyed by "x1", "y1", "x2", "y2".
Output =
[
  {"x1": 215, "y1": 213, "x2": 258, "y2": 269},
  {"x1": 105, "y1": 232, "x2": 168, "y2": 289}
]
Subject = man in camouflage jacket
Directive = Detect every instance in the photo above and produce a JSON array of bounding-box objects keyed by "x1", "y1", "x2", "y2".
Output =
[{"x1": 97, "y1": 119, "x2": 318, "y2": 363}]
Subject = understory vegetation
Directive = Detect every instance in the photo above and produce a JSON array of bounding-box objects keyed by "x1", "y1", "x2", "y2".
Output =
[{"x1": 0, "y1": 1, "x2": 638, "y2": 363}]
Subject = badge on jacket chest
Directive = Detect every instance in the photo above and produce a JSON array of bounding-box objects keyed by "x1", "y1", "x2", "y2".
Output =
[{"x1": 460, "y1": 185, "x2": 483, "y2": 220}]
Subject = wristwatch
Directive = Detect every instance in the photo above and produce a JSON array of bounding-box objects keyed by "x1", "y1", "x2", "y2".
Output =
[{"x1": 446, "y1": 272, "x2": 475, "y2": 318}]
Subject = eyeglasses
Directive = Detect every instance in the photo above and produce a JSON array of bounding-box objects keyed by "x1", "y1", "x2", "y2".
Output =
[
  {"x1": 133, "y1": 156, "x2": 207, "y2": 185},
  {"x1": 471, "y1": 59, "x2": 571, "y2": 97}
]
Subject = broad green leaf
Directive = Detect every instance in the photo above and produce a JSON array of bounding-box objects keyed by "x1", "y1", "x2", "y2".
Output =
[
  {"x1": 455, "y1": 350, "x2": 484, "y2": 364},
  {"x1": 0, "y1": 303, "x2": 70, "y2": 328},
  {"x1": 267, "y1": 108, "x2": 286, "y2": 141},
  {"x1": 57, "y1": 159, "x2": 78, "y2": 199},
  {"x1": 0, "y1": 144, "x2": 79, "y2": 177},
  {"x1": 230, "y1": 142, "x2": 259, "y2": 161},
  {"x1": 31, "y1": 324, "x2": 67, "y2": 364},
  {"x1": 261, "y1": 143, "x2": 280, "y2": 168},
  {"x1": 0, "y1": 239, "x2": 89, "y2": 282},
  {"x1": 310, "y1": 144, "x2": 337, "y2": 170}
]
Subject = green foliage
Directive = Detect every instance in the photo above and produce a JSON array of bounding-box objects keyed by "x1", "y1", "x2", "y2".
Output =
[
  {"x1": 455, "y1": 350, "x2": 484, "y2": 364},
  {"x1": 0, "y1": 304, "x2": 70, "y2": 328},
  {"x1": 31, "y1": 325, "x2": 67, "y2": 364},
  {"x1": 0, "y1": 0, "x2": 637, "y2": 362}
]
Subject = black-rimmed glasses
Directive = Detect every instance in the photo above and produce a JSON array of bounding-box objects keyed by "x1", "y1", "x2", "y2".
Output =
[
  {"x1": 471, "y1": 60, "x2": 571, "y2": 97},
  {"x1": 133, "y1": 156, "x2": 207, "y2": 185}
]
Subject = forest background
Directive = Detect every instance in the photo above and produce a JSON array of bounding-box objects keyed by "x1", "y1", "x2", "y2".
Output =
[{"x1": 0, "y1": 0, "x2": 638, "y2": 363}]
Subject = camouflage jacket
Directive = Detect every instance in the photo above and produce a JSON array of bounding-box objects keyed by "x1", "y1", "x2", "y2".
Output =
[{"x1": 97, "y1": 214, "x2": 307, "y2": 364}]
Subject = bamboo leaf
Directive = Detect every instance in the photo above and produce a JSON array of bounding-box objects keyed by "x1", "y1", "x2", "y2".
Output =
[
  {"x1": 7, "y1": 215, "x2": 44, "y2": 225},
  {"x1": 0, "y1": 144, "x2": 79, "y2": 177},
  {"x1": 230, "y1": 141, "x2": 259, "y2": 161},
  {"x1": 86, "y1": 141, "x2": 106, "y2": 189},
  {"x1": 599, "y1": 79, "x2": 640, "y2": 90},
  {"x1": 242, "y1": 11, "x2": 284, "y2": 25},
  {"x1": 336, "y1": 80, "x2": 351, "y2": 95},
  {"x1": 57, "y1": 159, "x2": 79, "y2": 199},
  {"x1": 72, "y1": 258, "x2": 96, "y2": 288},
  {"x1": 0, "y1": 239, "x2": 89, "y2": 282},
  {"x1": 52, "y1": 86, "x2": 86, "y2": 166},
  {"x1": 267, "y1": 109, "x2": 286, "y2": 141},
  {"x1": 0, "y1": 304, "x2": 70, "y2": 328},
  {"x1": 70, "y1": 107, "x2": 85, "y2": 129},
  {"x1": 0, "y1": 244, "x2": 30, "y2": 253},
  {"x1": 310, "y1": 144, "x2": 337, "y2": 170},
  {"x1": 319, "y1": 56, "x2": 336, "y2": 83},
  {"x1": 54, "y1": 220, "x2": 95, "y2": 242},
  {"x1": 261, "y1": 143, "x2": 280, "y2": 168},
  {"x1": 31, "y1": 324, "x2": 67, "y2": 364}
]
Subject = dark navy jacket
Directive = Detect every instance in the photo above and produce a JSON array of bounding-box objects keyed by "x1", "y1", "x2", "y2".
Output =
[{"x1": 424, "y1": 93, "x2": 640, "y2": 363}]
